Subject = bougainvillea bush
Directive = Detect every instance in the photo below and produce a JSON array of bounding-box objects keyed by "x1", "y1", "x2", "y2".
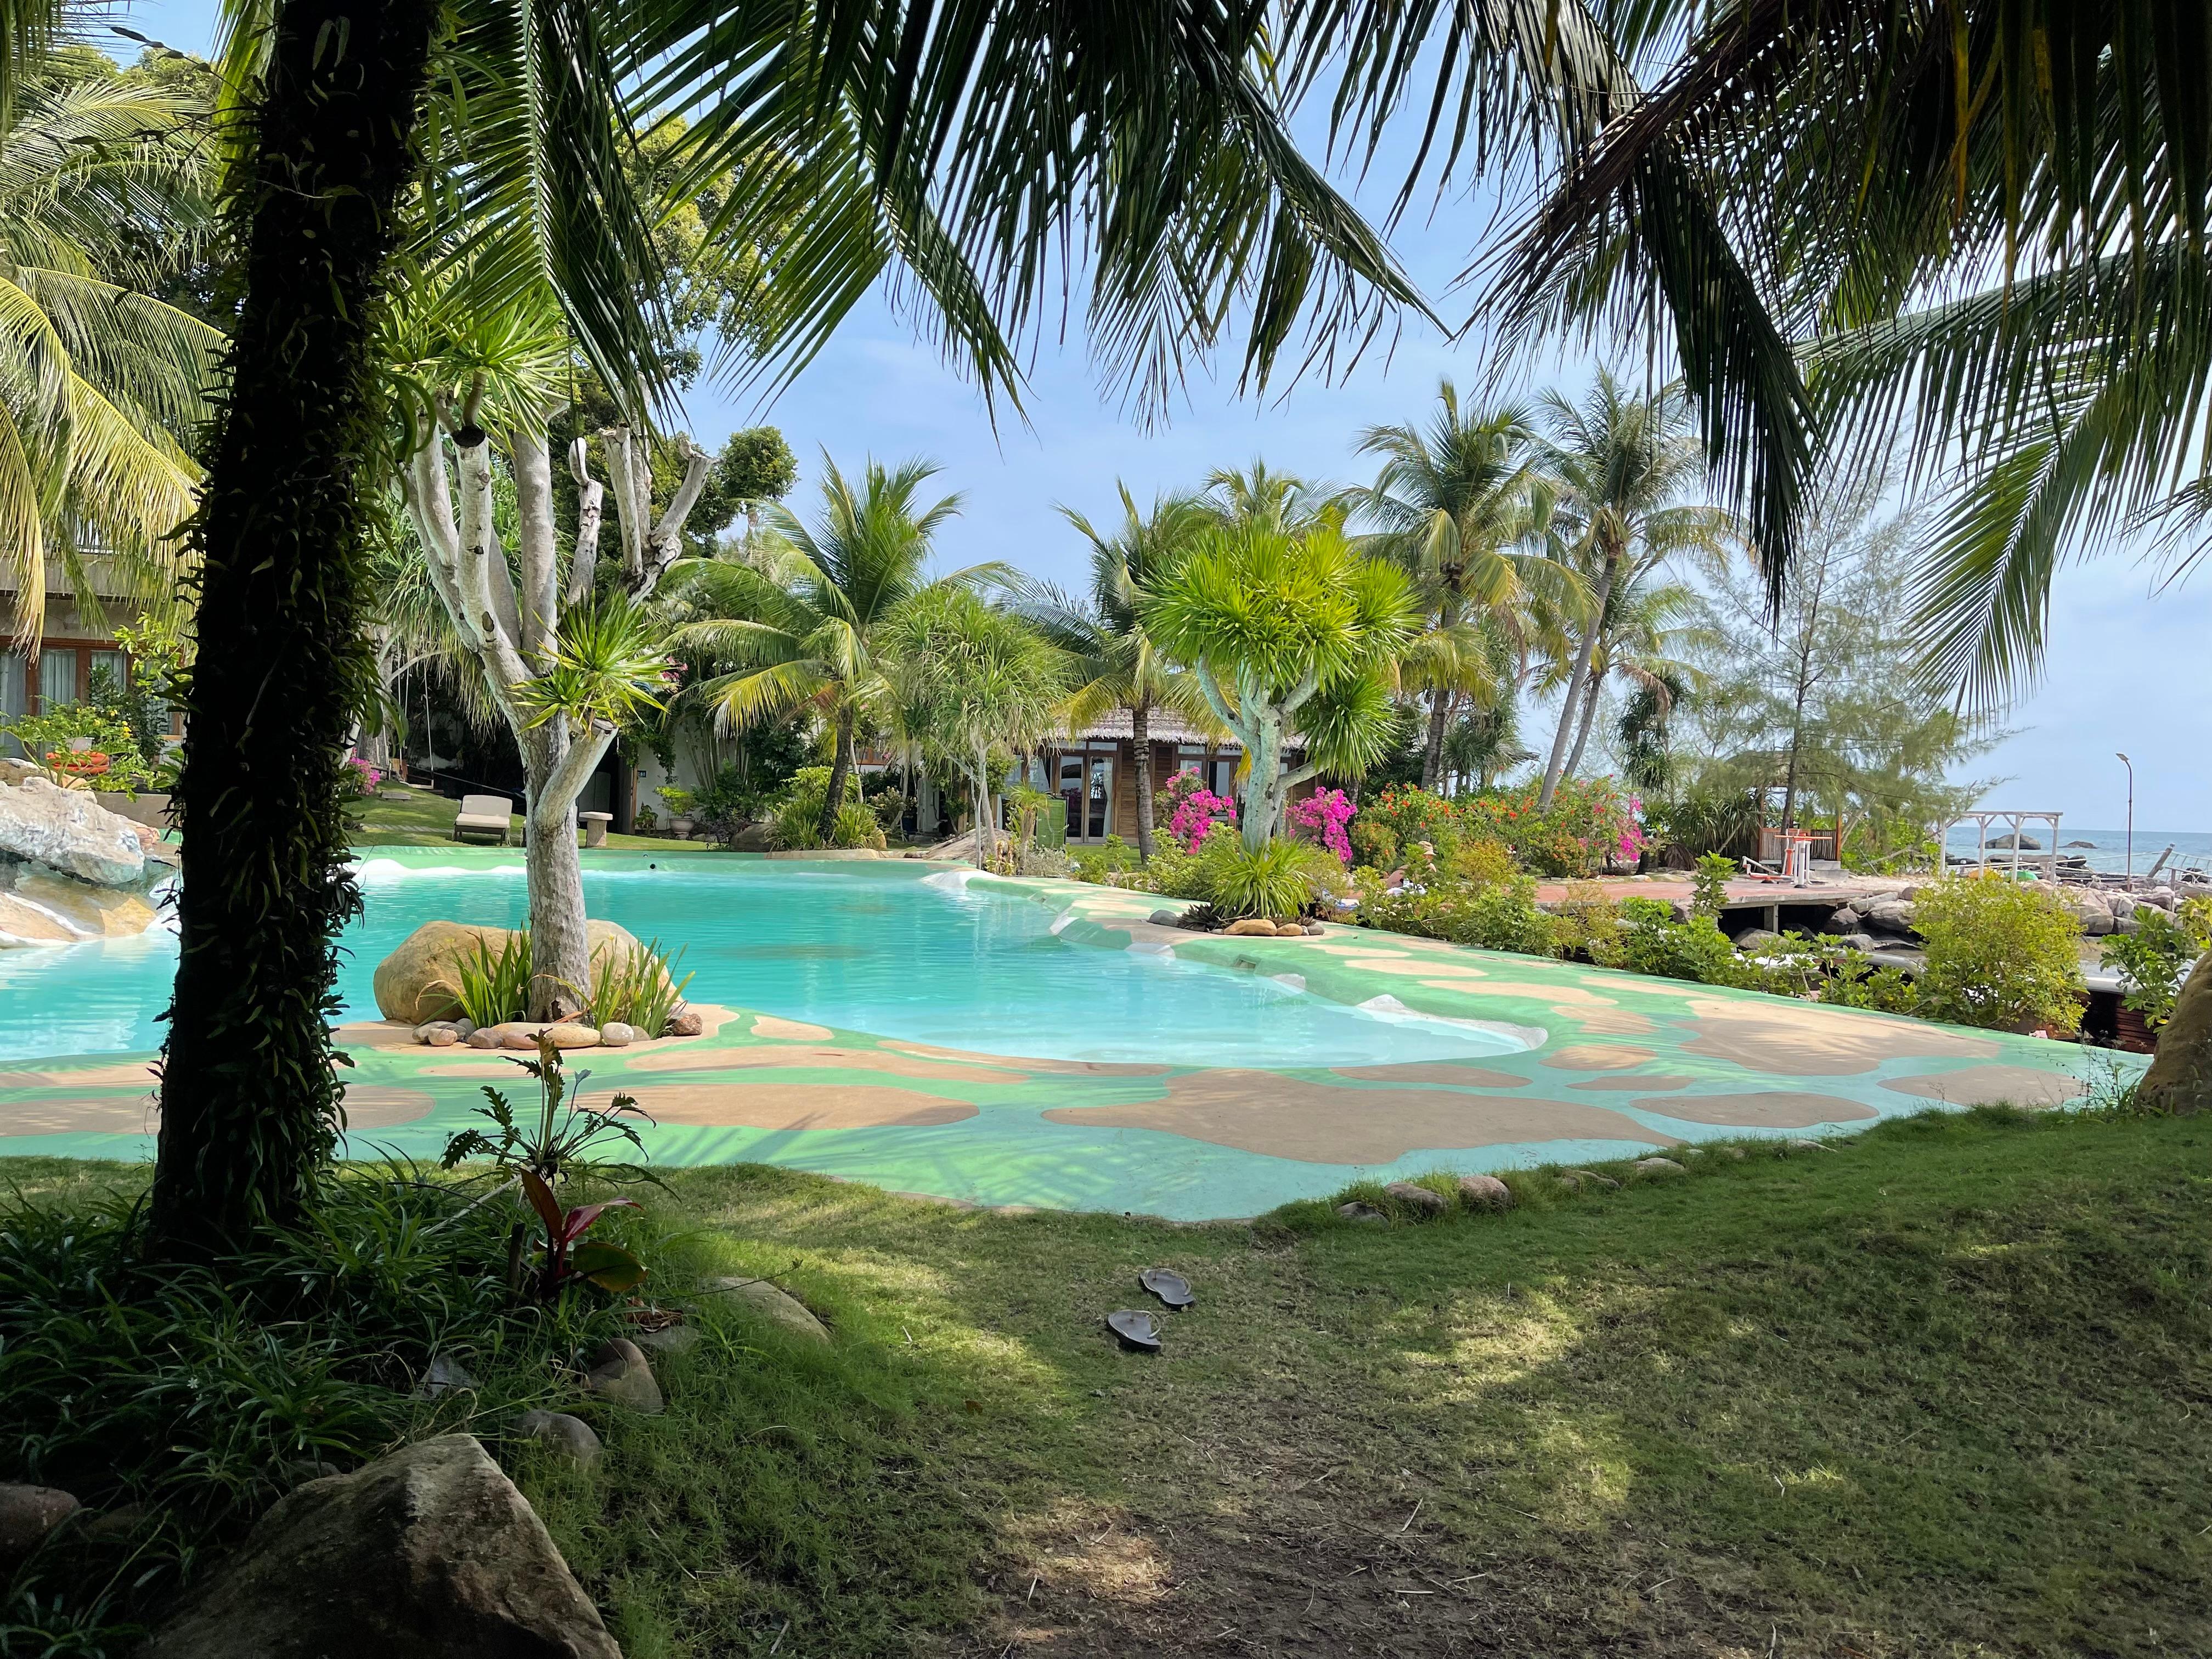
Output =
[
  {"x1": 1286, "y1": 787, "x2": 1355, "y2": 862},
  {"x1": 1160, "y1": 768, "x2": 1238, "y2": 851}
]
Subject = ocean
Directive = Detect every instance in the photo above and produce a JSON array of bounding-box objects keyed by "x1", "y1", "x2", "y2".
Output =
[{"x1": 1943, "y1": 826, "x2": 2212, "y2": 879}]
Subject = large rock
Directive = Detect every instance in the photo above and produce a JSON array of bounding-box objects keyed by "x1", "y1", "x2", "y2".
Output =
[
  {"x1": 1862, "y1": 898, "x2": 1918, "y2": 936},
  {"x1": 0, "y1": 776, "x2": 144, "y2": 884},
  {"x1": 2, "y1": 868, "x2": 157, "y2": 939},
  {"x1": 2140, "y1": 953, "x2": 2212, "y2": 1116},
  {"x1": 0, "y1": 1483, "x2": 80, "y2": 1565},
  {"x1": 373, "y1": 919, "x2": 648, "y2": 1024},
  {"x1": 701, "y1": 1275, "x2": 830, "y2": 1344},
  {"x1": 143, "y1": 1435, "x2": 619, "y2": 1659}
]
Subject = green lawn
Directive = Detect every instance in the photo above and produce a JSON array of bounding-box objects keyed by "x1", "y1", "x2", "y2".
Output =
[
  {"x1": 346, "y1": 788, "x2": 714, "y2": 853},
  {"x1": 9, "y1": 1108, "x2": 2208, "y2": 1657}
]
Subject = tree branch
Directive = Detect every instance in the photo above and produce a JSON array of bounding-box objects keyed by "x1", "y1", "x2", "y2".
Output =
[
  {"x1": 511, "y1": 428, "x2": 559, "y2": 659},
  {"x1": 455, "y1": 432, "x2": 524, "y2": 654},
  {"x1": 531, "y1": 717, "x2": 616, "y2": 825},
  {"x1": 637, "y1": 437, "x2": 714, "y2": 597},
  {"x1": 565, "y1": 435, "x2": 604, "y2": 607},
  {"x1": 600, "y1": 425, "x2": 648, "y2": 577}
]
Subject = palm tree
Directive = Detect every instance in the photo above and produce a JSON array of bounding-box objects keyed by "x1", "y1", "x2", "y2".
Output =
[
  {"x1": 151, "y1": 0, "x2": 1428, "y2": 1248},
  {"x1": 1141, "y1": 516, "x2": 1419, "y2": 849},
  {"x1": 1551, "y1": 561, "x2": 1707, "y2": 785},
  {"x1": 1003, "y1": 486, "x2": 1215, "y2": 860},
  {"x1": 674, "y1": 457, "x2": 968, "y2": 843},
  {"x1": 0, "y1": 49, "x2": 221, "y2": 643},
  {"x1": 1350, "y1": 381, "x2": 1575, "y2": 793},
  {"x1": 1484, "y1": 3, "x2": 2212, "y2": 708},
  {"x1": 1533, "y1": 372, "x2": 1735, "y2": 808}
]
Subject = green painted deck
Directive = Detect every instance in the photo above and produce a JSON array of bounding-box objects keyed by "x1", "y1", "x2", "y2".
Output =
[{"x1": 0, "y1": 873, "x2": 2138, "y2": 1219}]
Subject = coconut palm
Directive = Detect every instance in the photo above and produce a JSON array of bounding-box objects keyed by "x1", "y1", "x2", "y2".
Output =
[
  {"x1": 1002, "y1": 487, "x2": 1216, "y2": 860},
  {"x1": 673, "y1": 457, "x2": 977, "y2": 843},
  {"x1": 1548, "y1": 561, "x2": 1707, "y2": 786},
  {"x1": 0, "y1": 49, "x2": 221, "y2": 643},
  {"x1": 1141, "y1": 516, "x2": 1420, "y2": 849},
  {"x1": 1533, "y1": 372, "x2": 1735, "y2": 808},
  {"x1": 1350, "y1": 381, "x2": 1579, "y2": 793}
]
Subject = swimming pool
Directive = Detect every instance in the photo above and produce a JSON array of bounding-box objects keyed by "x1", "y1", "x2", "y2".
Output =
[{"x1": 0, "y1": 854, "x2": 1526, "y2": 1069}]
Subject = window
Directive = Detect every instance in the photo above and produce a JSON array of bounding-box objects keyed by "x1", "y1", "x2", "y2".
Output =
[
  {"x1": 0, "y1": 650, "x2": 24, "y2": 718},
  {"x1": 90, "y1": 650, "x2": 129, "y2": 699},
  {"x1": 38, "y1": 647, "x2": 79, "y2": 711}
]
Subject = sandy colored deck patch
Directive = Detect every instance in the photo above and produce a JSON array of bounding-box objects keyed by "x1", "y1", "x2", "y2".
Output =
[
  {"x1": 0, "y1": 1060, "x2": 161, "y2": 1091},
  {"x1": 880, "y1": 1041, "x2": 1170, "y2": 1078},
  {"x1": 1330, "y1": 1063, "x2": 1531, "y2": 1088},
  {"x1": 1571, "y1": 1075, "x2": 1692, "y2": 1092},
  {"x1": 1470, "y1": 980, "x2": 1619, "y2": 1007},
  {"x1": 0, "y1": 1093, "x2": 155, "y2": 1136},
  {"x1": 331, "y1": 1020, "x2": 423, "y2": 1052},
  {"x1": 1542, "y1": 1045, "x2": 1657, "y2": 1071},
  {"x1": 750, "y1": 1014, "x2": 835, "y2": 1041},
  {"x1": 339, "y1": 1086, "x2": 437, "y2": 1128},
  {"x1": 1637, "y1": 1091, "x2": 1878, "y2": 1127},
  {"x1": 1575, "y1": 1009, "x2": 1661, "y2": 1036},
  {"x1": 630, "y1": 1084, "x2": 978, "y2": 1130},
  {"x1": 1680, "y1": 997, "x2": 1997, "y2": 1076},
  {"x1": 1881, "y1": 1065, "x2": 2091, "y2": 1108},
  {"x1": 1042, "y1": 1073, "x2": 1672, "y2": 1164},
  {"x1": 1339, "y1": 957, "x2": 1487, "y2": 979},
  {"x1": 625, "y1": 1044, "x2": 1017, "y2": 1083}
]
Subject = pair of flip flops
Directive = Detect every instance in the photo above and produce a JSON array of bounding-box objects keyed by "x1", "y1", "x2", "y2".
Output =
[{"x1": 1106, "y1": 1269, "x2": 1195, "y2": 1352}]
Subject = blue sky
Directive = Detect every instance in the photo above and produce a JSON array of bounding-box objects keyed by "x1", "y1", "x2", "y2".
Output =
[{"x1": 124, "y1": 0, "x2": 2209, "y2": 831}]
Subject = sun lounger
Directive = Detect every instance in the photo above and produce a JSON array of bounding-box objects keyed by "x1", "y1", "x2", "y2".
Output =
[{"x1": 452, "y1": 794, "x2": 515, "y2": 844}]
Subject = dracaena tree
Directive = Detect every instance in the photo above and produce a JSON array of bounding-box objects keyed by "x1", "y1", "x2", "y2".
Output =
[
  {"x1": 1002, "y1": 486, "x2": 1218, "y2": 861},
  {"x1": 1139, "y1": 512, "x2": 1420, "y2": 850}
]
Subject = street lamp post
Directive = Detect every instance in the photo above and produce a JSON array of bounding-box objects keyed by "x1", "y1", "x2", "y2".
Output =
[{"x1": 2117, "y1": 752, "x2": 2134, "y2": 884}]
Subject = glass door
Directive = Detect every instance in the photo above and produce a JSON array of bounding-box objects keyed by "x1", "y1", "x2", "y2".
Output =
[
  {"x1": 1084, "y1": 756, "x2": 1113, "y2": 840},
  {"x1": 1058, "y1": 755, "x2": 1086, "y2": 841}
]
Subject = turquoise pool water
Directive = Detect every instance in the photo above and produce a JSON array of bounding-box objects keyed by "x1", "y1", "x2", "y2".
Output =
[{"x1": 0, "y1": 855, "x2": 1525, "y2": 1069}]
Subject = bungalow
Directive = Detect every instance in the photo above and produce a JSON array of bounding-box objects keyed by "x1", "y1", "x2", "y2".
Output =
[
  {"x1": 0, "y1": 558, "x2": 146, "y2": 736},
  {"x1": 1001, "y1": 712, "x2": 1318, "y2": 845}
]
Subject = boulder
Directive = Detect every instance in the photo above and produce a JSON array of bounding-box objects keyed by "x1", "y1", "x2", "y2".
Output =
[
  {"x1": 2, "y1": 868, "x2": 159, "y2": 939},
  {"x1": 512, "y1": 1411, "x2": 603, "y2": 1467},
  {"x1": 1335, "y1": 1201, "x2": 1387, "y2": 1224},
  {"x1": 2067, "y1": 893, "x2": 2115, "y2": 936},
  {"x1": 493, "y1": 1023, "x2": 600, "y2": 1052},
  {"x1": 582, "y1": 1338, "x2": 663, "y2": 1414},
  {"x1": 0, "y1": 891, "x2": 78, "y2": 946},
  {"x1": 599, "y1": 1022, "x2": 635, "y2": 1047},
  {"x1": 1825, "y1": 906, "x2": 1861, "y2": 934},
  {"x1": 2109, "y1": 893, "x2": 2138, "y2": 921},
  {"x1": 701, "y1": 1276, "x2": 830, "y2": 1344},
  {"x1": 1148, "y1": 909, "x2": 1181, "y2": 927},
  {"x1": 142, "y1": 1435, "x2": 619, "y2": 1659},
  {"x1": 1734, "y1": 928, "x2": 1781, "y2": 953},
  {"x1": 631, "y1": 1323, "x2": 698, "y2": 1358},
  {"x1": 0, "y1": 775, "x2": 145, "y2": 884},
  {"x1": 1457, "y1": 1173, "x2": 1514, "y2": 1211},
  {"x1": 372, "y1": 918, "x2": 650, "y2": 1024},
  {"x1": 1838, "y1": 932, "x2": 1878, "y2": 953},
  {"x1": 1223, "y1": 917, "x2": 1278, "y2": 937},
  {"x1": 416, "y1": 1024, "x2": 460, "y2": 1047},
  {"x1": 465, "y1": 1028, "x2": 501, "y2": 1049},
  {"x1": 1382, "y1": 1180, "x2": 1448, "y2": 1215},
  {"x1": 1634, "y1": 1156, "x2": 1686, "y2": 1176},
  {"x1": 0, "y1": 1483, "x2": 80, "y2": 1566},
  {"x1": 667, "y1": 1008, "x2": 704, "y2": 1037},
  {"x1": 1862, "y1": 899, "x2": 1918, "y2": 935},
  {"x1": 728, "y1": 822, "x2": 774, "y2": 852},
  {"x1": 2140, "y1": 952, "x2": 2212, "y2": 1116}
]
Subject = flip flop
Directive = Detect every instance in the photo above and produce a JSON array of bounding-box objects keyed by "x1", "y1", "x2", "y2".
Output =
[
  {"x1": 1139, "y1": 1268, "x2": 1195, "y2": 1310},
  {"x1": 1105, "y1": 1310, "x2": 1163, "y2": 1352}
]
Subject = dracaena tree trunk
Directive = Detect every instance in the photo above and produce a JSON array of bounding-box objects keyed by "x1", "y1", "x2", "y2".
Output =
[
  {"x1": 400, "y1": 417, "x2": 709, "y2": 1020},
  {"x1": 1130, "y1": 700, "x2": 1155, "y2": 861},
  {"x1": 150, "y1": 0, "x2": 441, "y2": 1256}
]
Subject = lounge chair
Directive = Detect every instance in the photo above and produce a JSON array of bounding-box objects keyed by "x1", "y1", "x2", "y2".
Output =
[{"x1": 452, "y1": 794, "x2": 515, "y2": 844}]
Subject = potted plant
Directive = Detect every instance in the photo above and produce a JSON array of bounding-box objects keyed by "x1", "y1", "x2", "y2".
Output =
[{"x1": 656, "y1": 786, "x2": 697, "y2": 839}]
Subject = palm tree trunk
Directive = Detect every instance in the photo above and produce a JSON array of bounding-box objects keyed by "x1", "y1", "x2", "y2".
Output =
[
  {"x1": 1562, "y1": 669, "x2": 1604, "y2": 782},
  {"x1": 817, "y1": 705, "x2": 856, "y2": 841},
  {"x1": 522, "y1": 715, "x2": 607, "y2": 1022},
  {"x1": 1131, "y1": 701, "x2": 1156, "y2": 861},
  {"x1": 1421, "y1": 689, "x2": 1452, "y2": 794},
  {"x1": 1540, "y1": 551, "x2": 1619, "y2": 809},
  {"x1": 150, "y1": 0, "x2": 439, "y2": 1256}
]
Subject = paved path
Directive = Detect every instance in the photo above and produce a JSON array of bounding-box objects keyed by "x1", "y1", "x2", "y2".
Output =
[{"x1": 0, "y1": 876, "x2": 2137, "y2": 1220}]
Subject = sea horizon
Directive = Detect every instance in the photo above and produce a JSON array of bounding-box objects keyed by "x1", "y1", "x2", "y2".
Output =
[{"x1": 1944, "y1": 825, "x2": 2212, "y2": 878}]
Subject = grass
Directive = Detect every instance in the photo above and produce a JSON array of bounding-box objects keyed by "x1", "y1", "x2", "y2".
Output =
[
  {"x1": 6, "y1": 1108, "x2": 2209, "y2": 1657},
  {"x1": 345, "y1": 789, "x2": 710, "y2": 853}
]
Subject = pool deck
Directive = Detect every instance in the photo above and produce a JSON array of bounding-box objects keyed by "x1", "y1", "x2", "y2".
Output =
[{"x1": 0, "y1": 869, "x2": 2140, "y2": 1220}]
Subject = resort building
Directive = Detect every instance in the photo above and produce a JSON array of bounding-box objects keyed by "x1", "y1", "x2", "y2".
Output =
[{"x1": 0, "y1": 557, "x2": 145, "y2": 737}]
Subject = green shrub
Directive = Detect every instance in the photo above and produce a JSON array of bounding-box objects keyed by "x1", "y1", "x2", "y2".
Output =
[
  {"x1": 586, "y1": 938, "x2": 693, "y2": 1035},
  {"x1": 1349, "y1": 785, "x2": 1460, "y2": 868},
  {"x1": 1610, "y1": 898, "x2": 1753, "y2": 988},
  {"x1": 457, "y1": 931, "x2": 533, "y2": 1026},
  {"x1": 1197, "y1": 833, "x2": 1341, "y2": 919},
  {"x1": 769, "y1": 768, "x2": 887, "y2": 851},
  {"x1": 2105, "y1": 902, "x2": 2212, "y2": 1031},
  {"x1": 1690, "y1": 851, "x2": 1733, "y2": 919},
  {"x1": 1460, "y1": 877, "x2": 1558, "y2": 955},
  {"x1": 1912, "y1": 876, "x2": 2085, "y2": 1035},
  {"x1": 1818, "y1": 950, "x2": 1922, "y2": 1014},
  {"x1": 1463, "y1": 776, "x2": 1640, "y2": 877},
  {"x1": 1551, "y1": 878, "x2": 1623, "y2": 960},
  {"x1": 1444, "y1": 836, "x2": 1517, "y2": 889}
]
